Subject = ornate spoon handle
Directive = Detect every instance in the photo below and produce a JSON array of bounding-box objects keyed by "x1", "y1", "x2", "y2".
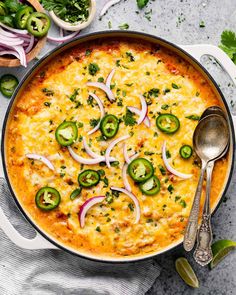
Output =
[
  {"x1": 194, "y1": 161, "x2": 214, "y2": 266},
  {"x1": 183, "y1": 160, "x2": 207, "y2": 251}
]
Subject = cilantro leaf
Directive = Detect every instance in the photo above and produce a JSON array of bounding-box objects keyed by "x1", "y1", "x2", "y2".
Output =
[
  {"x1": 123, "y1": 108, "x2": 137, "y2": 126},
  {"x1": 219, "y1": 30, "x2": 236, "y2": 65},
  {"x1": 137, "y1": 0, "x2": 149, "y2": 9}
]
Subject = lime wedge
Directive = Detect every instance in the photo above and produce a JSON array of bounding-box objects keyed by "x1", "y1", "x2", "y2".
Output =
[
  {"x1": 175, "y1": 257, "x2": 199, "y2": 288},
  {"x1": 209, "y1": 239, "x2": 236, "y2": 269}
]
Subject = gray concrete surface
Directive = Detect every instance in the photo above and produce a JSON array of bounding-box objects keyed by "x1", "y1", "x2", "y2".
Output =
[{"x1": 0, "y1": 0, "x2": 236, "y2": 294}]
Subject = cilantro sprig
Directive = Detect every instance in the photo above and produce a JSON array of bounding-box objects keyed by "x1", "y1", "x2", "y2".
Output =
[{"x1": 219, "y1": 30, "x2": 236, "y2": 64}]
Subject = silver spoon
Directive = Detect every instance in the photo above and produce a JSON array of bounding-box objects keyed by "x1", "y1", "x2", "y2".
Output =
[
  {"x1": 183, "y1": 114, "x2": 229, "y2": 252},
  {"x1": 193, "y1": 107, "x2": 229, "y2": 266}
]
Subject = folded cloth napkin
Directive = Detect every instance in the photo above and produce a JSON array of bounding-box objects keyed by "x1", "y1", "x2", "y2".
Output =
[{"x1": 0, "y1": 179, "x2": 160, "y2": 295}]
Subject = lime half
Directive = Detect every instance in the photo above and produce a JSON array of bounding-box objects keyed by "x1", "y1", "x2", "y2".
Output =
[
  {"x1": 175, "y1": 257, "x2": 199, "y2": 288},
  {"x1": 210, "y1": 239, "x2": 236, "y2": 269}
]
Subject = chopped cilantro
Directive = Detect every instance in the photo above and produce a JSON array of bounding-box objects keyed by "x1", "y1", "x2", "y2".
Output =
[
  {"x1": 119, "y1": 23, "x2": 129, "y2": 30},
  {"x1": 158, "y1": 164, "x2": 166, "y2": 175},
  {"x1": 137, "y1": 0, "x2": 149, "y2": 9},
  {"x1": 114, "y1": 227, "x2": 120, "y2": 233},
  {"x1": 219, "y1": 30, "x2": 236, "y2": 64},
  {"x1": 161, "y1": 104, "x2": 169, "y2": 110},
  {"x1": 172, "y1": 83, "x2": 180, "y2": 89},
  {"x1": 128, "y1": 203, "x2": 134, "y2": 211},
  {"x1": 123, "y1": 108, "x2": 137, "y2": 126},
  {"x1": 89, "y1": 118, "x2": 99, "y2": 127},
  {"x1": 95, "y1": 226, "x2": 101, "y2": 232},
  {"x1": 186, "y1": 115, "x2": 200, "y2": 120},
  {"x1": 42, "y1": 88, "x2": 54, "y2": 96},
  {"x1": 85, "y1": 49, "x2": 91, "y2": 56},
  {"x1": 88, "y1": 63, "x2": 100, "y2": 76},
  {"x1": 97, "y1": 77, "x2": 104, "y2": 82},
  {"x1": 168, "y1": 184, "x2": 174, "y2": 194},
  {"x1": 179, "y1": 199, "x2": 187, "y2": 208},
  {"x1": 199, "y1": 20, "x2": 205, "y2": 28},
  {"x1": 126, "y1": 52, "x2": 135, "y2": 62},
  {"x1": 44, "y1": 102, "x2": 51, "y2": 107}
]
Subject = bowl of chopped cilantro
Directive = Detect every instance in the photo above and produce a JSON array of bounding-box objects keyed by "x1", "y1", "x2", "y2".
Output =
[{"x1": 42, "y1": 0, "x2": 96, "y2": 32}]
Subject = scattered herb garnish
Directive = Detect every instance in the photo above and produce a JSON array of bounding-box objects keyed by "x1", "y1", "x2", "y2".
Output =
[
  {"x1": 42, "y1": 88, "x2": 54, "y2": 96},
  {"x1": 123, "y1": 108, "x2": 137, "y2": 126},
  {"x1": 119, "y1": 23, "x2": 129, "y2": 30},
  {"x1": 137, "y1": 0, "x2": 149, "y2": 9},
  {"x1": 199, "y1": 20, "x2": 205, "y2": 28},
  {"x1": 185, "y1": 115, "x2": 200, "y2": 121},
  {"x1": 88, "y1": 63, "x2": 100, "y2": 76}
]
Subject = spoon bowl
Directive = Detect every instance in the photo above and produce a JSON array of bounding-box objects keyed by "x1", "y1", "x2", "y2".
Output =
[
  {"x1": 200, "y1": 106, "x2": 226, "y2": 120},
  {"x1": 193, "y1": 114, "x2": 229, "y2": 162}
]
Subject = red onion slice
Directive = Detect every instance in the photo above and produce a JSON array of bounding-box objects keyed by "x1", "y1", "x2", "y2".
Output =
[
  {"x1": 100, "y1": 0, "x2": 121, "y2": 17},
  {"x1": 123, "y1": 143, "x2": 139, "y2": 164},
  {"x1": 0, "y1": 50, "x2": 20, "y2": 59},
  {"x1": 68, "y1": 146, "x2": 116, "y2": 165},
  {"x1": 79, "y1": 196, "x2": 105, "y2": 228},
  {"x1": 82, "y1": 137, "x2": 116, "y2": 162},
  {"x1": 0, "y1": 23, "x2": 28, "y2": 35},
  {"x1": 137, "y1": 95, "x2": 148, "y2": 125},
  {"x1": 122, "y1": 163, "x2": 132, "y2": 192},
  {"x1": 0, "y1": 27, "x2": 17, "y2": 38},
  {"x1": 25, "y1": 34, "x2": 34, "y2": 54},
  {"x1": 106, "y1": 69, "x2": 115, "y2": 89},
  {"x1": 105, "y1": 135, "x2": 130, "y2": 168},
  {"x1": 25, "y1": 154, "x2": 54, "y2": 171},
  {"x1": 47, "y1": 31, "x2": 79, "y2": 43},
  {"x1": 162, "y1": 141, "x2": 192, "y2": 179},
  {"x1": 87, "y1": 82, "x2": 115, "y2": 102},
  {"x1": 127, "y1": 106, "x2": 151, "y2": 128},
  {"x1": 87, "y1": 92, "x2": 105, "y2": 135},
  {"x1": 111, "y1": 187, "x2": 140, "y2": 224}
]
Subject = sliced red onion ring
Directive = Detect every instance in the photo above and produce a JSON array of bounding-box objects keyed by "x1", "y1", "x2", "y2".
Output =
[
  {"x1": 59, "y1": 28, "x2": 64, "y2": 37},
  {"x1": 122, "y1": 163, "x2": 132, "y2": 192},
  {"x1": 82, "y1": 137, "x2": 116, "y2": 161},
  {"x1": 162, "y1": 141, "x2": 192, "y2": 179},
  {"x1": 87, "y1": 82, "x2": 115, "y2": 102},
  {"x1": 105, "y1": 135, "x2": 130, "y2": 168},
  {"x1": 127, "y1": 106, "x2": 151, "y2": 128},
  {"x1": 100, "y1": 0, "x2": 121, "y2": 17},
  {"x1": 0, "y1": 23, "x2": 28, "y2": 35},
  {"x1": 0, "y1": 50, "x2": 20, "y2": 59},
  {"x1": 25, "y1": 154, "x2": 54, "y2": 171},
  {"x1": 111, "y1": 187, "x2": 140, "y2": 224},
  {"x1": 106, "y1": 69, "x2": 115, "y2": 89},
  {"x1": 47, "y1": 31, "x2": 79, "y2": 43},
  {"x1": 87, "y1": 92, "x2": 105, "y2": 135},
  {"x1": 123, "y1": 143, "x2": 139, "y2": 164},
  {"x1": 25, "y1": 34, "x2": 34, "y2": 54},
  {"x1": 0, "y1": 27, "x2": 17, "y2": 38},
  {"x1": 79, "y1": 196, "x2": 105, "y2": 228},
  {"x1": 0, "y1": 37, "x2": 23, "y2": 46},
  {"x1": 137, "y1": 95, "x2": 148, "y2": 125},
  {"x1": 68, "y1": 146, "x2": 116, "y2": 165}
]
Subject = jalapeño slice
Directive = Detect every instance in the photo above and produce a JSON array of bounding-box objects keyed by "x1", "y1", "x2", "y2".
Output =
[
  {"x1": 55, "y1": 121, "x2": 78, "y2": 146},
  {"x1": 35, "y1": 187, "x2": 61, "y2": 211},
  {"x1": 15, "y1": 6, "x2": 34, "y2": 29},
  {"x1": 0, "y1": 74, "x2": 19, "y2": 98},
  {"x1": 156, "y1": 114, "x2": 180, "y2": 134},
  {"x1": 128, "y1": 158, "x2": 154, "y2": 183},
  {"x1": 26, "y1": 12, "x2": 50, "y2": 37},
  {"x1": 179, "y1": 145, "x2": 193, "y2": 159},
  {"x1": 139, "y1": 175, "x2": 161, "y2": 196},
  {"x1": 78, "y1": 170, "x2": 100, "y2": 188},
  {"x1": 100, "y1": 114, "x2": 119, "y2": 139}
]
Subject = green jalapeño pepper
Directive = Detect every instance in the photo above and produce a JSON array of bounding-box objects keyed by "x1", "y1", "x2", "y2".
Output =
[
  {"x1": 78, "y1": 170, "x2": 100, "y2": 188},
  {"x1": 100, "y1": 114, "x2": 119, "y2": 139},
  {"x1": 179, "y1": 145, "x2": 193, "y2": 159},
  {"x1": 0, "y1": 2, "x2": 8, "y2": 16},
  {"x1": 27, "y1": 12, "x2": 51, "y2": 37},
  {"x1": 55, "y1": 121, "x2": 78, "y2": 146},
  {"x1": 128, "y1": 158, "x2": 154, "y2": 183},
  {"x1": 0, "y1": 74, "x2": 19, "y2": 98},
  {"x1": 139, "y1": 175, "x2": 161, "y2": 196},
  {"x1": 35, "y1": 187, "x2": 61, "y2": 211},
  {"x1": 15, "y1": 6, "x2": 34, "y2": 29},
  {"x1": 156, "y1": 114, "x2": 180, "y2": 134}
]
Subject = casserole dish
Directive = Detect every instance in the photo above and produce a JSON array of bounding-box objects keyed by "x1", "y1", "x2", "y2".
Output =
[{"x1": 0, "y1": 31, "x2": 235, "y2": 263}]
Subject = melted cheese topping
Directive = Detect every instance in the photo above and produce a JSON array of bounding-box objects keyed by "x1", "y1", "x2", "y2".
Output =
[{"x1": 6, "y1": 40, "x2": 229, "y2": 259}]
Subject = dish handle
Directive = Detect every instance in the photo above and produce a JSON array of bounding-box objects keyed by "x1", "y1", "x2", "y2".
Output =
[
  {"x1": 0, "y1": 158, "x2": 57, "y2": 249},
  {"x1": 181, "y1": 44, "x2": 236, "y2": 130}
]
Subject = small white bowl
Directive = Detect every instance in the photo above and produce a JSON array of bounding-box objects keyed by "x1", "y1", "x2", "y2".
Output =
[{"x1": 49, "y1": 0, "x2": 96, "y2": 32}]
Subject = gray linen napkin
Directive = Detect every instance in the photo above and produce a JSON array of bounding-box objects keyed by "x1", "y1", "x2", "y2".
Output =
[{"x1": 0, "y1": 179, "x2": 160, "y2": 295}]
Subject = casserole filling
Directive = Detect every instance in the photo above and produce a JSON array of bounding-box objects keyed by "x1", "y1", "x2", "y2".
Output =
[{"x1": 6, "y1": 39, "x2": 229, "y2": 258}]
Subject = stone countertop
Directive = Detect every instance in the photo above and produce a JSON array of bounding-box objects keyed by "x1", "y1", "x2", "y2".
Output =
[{"x1": 0, "y1": 0, "x2": 235, "y2": 294}]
